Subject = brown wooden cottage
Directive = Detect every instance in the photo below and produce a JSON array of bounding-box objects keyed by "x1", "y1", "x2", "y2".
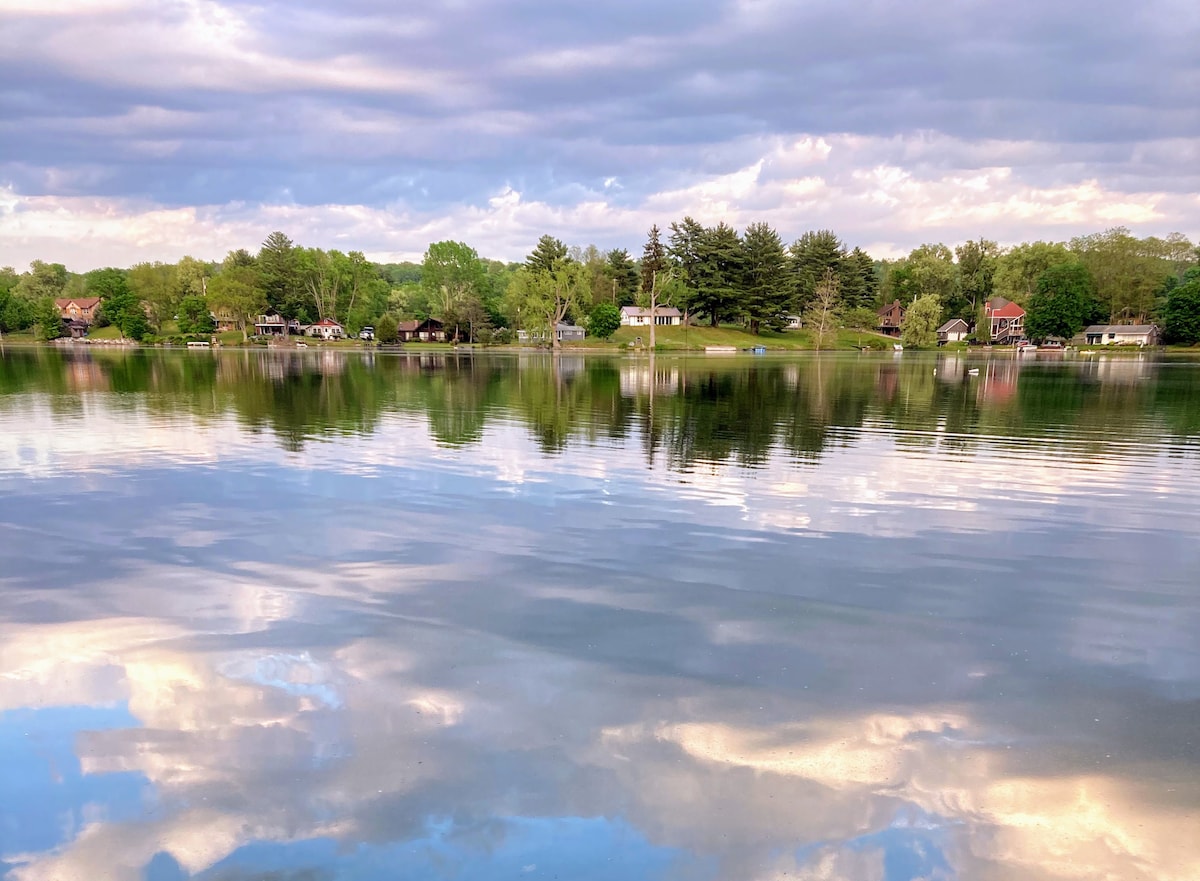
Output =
[
  {"x1": 877, "y1": 300, "x2": 905, "y2": 337},
  {"x1": 397, "y1": 318, "x2": 446, "y2": 342}
]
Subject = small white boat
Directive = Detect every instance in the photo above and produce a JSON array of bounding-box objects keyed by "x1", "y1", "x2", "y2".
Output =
[
  {"x1": 893, "y1": 343, "x2": 903, "y2": 351},
  {"x1": 968, "y1": 368, "x2": 980, "y2": 376}
]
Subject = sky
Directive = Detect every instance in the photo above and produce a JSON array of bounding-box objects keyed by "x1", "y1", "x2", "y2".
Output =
[{"x1": 0, "y1": 0, "x2": 1198, "y2": 270}]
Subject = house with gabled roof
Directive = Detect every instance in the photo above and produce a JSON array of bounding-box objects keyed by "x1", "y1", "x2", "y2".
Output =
[
  {"x1": 620, "y1": 306, "x2": 681, "y2": 326},
  {"x1": 877, "y1": 300, "x2": 905, "y2": 337},
  {"x1": 1084, "y1": 324, "x2": 1158, "y2": 347},
  {"x1": 55, "y1": 297, "x2": 101, "y2": 325},
  {"x1": 984, "y1": 297, "x2": 1025, "y2": 344},
  {"x1": 937, "y1": 318, "x2": 971, "y2": 345}
]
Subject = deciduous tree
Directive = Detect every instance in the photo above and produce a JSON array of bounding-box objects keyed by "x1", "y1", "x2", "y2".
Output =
[
  {"x1": 1025, "y1": 262, "x2": 1098, "y2": 341},
  {"x1": 901, "y1": 294, "x2": 941, "y2": 349}
]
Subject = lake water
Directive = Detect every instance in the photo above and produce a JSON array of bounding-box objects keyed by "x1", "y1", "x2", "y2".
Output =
[{"x1": 1, "y1": 347, "x2": 1198, "y2": 881}]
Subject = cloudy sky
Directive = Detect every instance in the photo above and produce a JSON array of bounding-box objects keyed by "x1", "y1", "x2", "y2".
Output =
[{"x1": 1, "y1": 0, "x2": 1198, "y2": 270}]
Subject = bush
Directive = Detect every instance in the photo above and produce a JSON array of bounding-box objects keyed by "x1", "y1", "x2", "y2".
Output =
[
  {"x1": 587, "y1": 303, "x2": 622, "y2": 339},
  {"x1": 376, "y1": 314, "x2": 399, "y2": 344}
]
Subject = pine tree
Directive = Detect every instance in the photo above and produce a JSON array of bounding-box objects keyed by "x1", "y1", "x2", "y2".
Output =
[
  {"x1": 667, "y1": 217, "x2": 704, "y2": 314},
  {"x1": 692, "y1": 223, "x2": 744, "y2": 327},
  {"x1": 258, "y1": 231, "x2": 301, "y2": 317},
  {"x1": 526, "y1": 235, "x2": 569, "y2": 275},
  {"x1": 790, "y1": 230, "x2": 845, "y2": 311},
  {"x1": 605, "y1": 249, "x2": 639, "y2": 306},
  {"x1": 740, "y1": 222, "x2": 791, "y2": 334}
]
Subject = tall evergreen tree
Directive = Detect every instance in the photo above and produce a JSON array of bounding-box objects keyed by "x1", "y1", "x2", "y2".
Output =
[
  {"x1": 740, "y1": 222, "x2": 791, "y2": 333},
  {"x1": 605, "y1": 248, "x2": 639, "y2": 306},
  {"x1": 258, "y1": 231, "x2": 302, "y2": 317},
  {"x1": 667, "y1": 217, "x2": 704, "y2": 313},
  {"x1": 692, "y1": 223, "x2": 744, "y2": 327},
  {"x1": 790, "y1": 230, "x2": 844, "y2": 311},
  {"x1": 526, "y1": 235, "x2": 569, "y2": 275}
]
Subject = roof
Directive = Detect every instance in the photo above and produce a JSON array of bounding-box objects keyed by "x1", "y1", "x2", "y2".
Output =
[
  {"x1": 620, "y1": 306, "x2": 682, "y2": 317},
  {"x1": 877, "y1": 300, "x2": 904, "y2": 315},
  {"x1": 1085, "y1": 324, "x2": 1157, "y2": 334},
  {"x1": 986, "y1": 297, "x2": 1025, "y2": 318},
  {"x1": 938, "y1": 319, "x2": 969, "y2": 332},
  {"x1": 397, "y1": 320, "x2": 420, "y2": 332},
  {"x1": 556, "y1": 323, "x2": 585, "y2": 331},
  {"x1": 312, "y1": 317, "x2": 343, "y2": 327},
  {"x1": 54, "y1": 297, "x2": 101, "y2": 309}
]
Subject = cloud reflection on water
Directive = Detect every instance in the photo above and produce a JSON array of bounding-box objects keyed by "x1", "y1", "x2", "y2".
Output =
[{"x1": 1, "y1": 351, "x2": 1198, "y2": 880}]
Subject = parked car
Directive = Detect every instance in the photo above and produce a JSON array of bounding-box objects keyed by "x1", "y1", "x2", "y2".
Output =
[{"x1": 359, "y1": 326, "x2": 375, "y2": 341}]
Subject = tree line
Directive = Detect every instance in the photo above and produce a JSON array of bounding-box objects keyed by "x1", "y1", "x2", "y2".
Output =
[{"x1": 1, "y1": 224, "x2": 1197, "y2": 347}]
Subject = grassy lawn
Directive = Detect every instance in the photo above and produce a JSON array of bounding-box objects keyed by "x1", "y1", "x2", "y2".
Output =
[
  {"x1": 563, "y1": 324, "x2": 896, "y2": 351},
  {"x1": 87, "y1": 325, "x2": 124, "y2": 340}
]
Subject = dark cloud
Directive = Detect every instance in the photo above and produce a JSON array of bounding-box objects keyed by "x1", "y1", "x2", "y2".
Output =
[{"x1": 0, "y1": 0, "x2": 1196, "y2": 264}]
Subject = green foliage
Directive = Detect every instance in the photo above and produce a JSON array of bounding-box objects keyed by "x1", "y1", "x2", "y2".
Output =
[
  {"x1": 843, "y1": 306, "x2": 879, "y2": 330},
  {"x1": 839, "y1": 247, "x2": 878, "y2": 310},
  {"x1": 605, "y1": 249, "x2": 639, "y2": 306},
  {"x1": 258, "y1": 231, "x2": 303, "y2": 317},
  {"x1": 507, "y1": 263, "x2": 585, "y2": 348},
  {"x1": 34, "y1": 298, "x2": 63, "y2": 340},
  {"x1": 904, "y1": 244, "x2": 959, "y2": 307},
  {"x1": 1070, "y1": 227, "x2": 1172, "y2": 323},
  {"x1": 376, "y1": 313, "x2": 399, "y2": 344},
  {"x1": 993, "y1": 241, "x2": 1073, "y2": 305},
  {"x1": 641, "y1": 225, "x2": 670, "y2": 301},
  {"x1": 1162, "y1": 279, "x2": 1200, "y2": 345},
  {"x1": 691, "y1": 222, "x2": 743, "y2": 326},
  {"x1": 901, "y1": 294, "x2": 942, "y2": 348},
  {"x1": 803, "y1": 268, "x2": 841, "y2": 352},
  {"x1": 17, "y1": 260, "x2": 69, "y2": 301},
  {"x1": 1025, "y1": 262, "x2": 1098, "y2": 341},
  {"x1": 127, "y1": 261, "x2": 179, "y2": 330},
  {"x1": 422, "y1": 241, "x2": 491, "y2": 341},
  {"x1": 86, "y1": 268, "x2": 150, "y2": 341},
  {"x1": 526, "y1": 235, "x2": 569, "y2": 275},
  {"x1": 790, "y1": 230, "x2": 844, "y2": 311},
  {"x1": 587, "y1": 303, "x2": 621, "y2": 339},
  {"x1": 740, "y1": 221, "x2": 791, "y2": 333},
  {"x1": 955, "y1": 238, "x2": 999, "y2": 315},
  {"x1": 177, "y1": 295, "x2": 215, "y2": 334},
  {"x1": 666, "y1": 217, "x2": 704, "y2": 311},
  {"x1": 208, "y1": 265, "x2": 266, "y2": 339}
]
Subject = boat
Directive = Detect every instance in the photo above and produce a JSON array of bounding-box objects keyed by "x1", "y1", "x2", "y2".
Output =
[
  {"x1": 967, "y1": 368, "x2": 980, "y2": 376},
  {"x1": 705, "y1": 346, "x2": 737, "y2": 353},
  {"x1": 893, "y1": 343, "x2": 903, "y2": 351},
  {"x1": 747, "y1": 345, "x2": 767, "y2": 354}
]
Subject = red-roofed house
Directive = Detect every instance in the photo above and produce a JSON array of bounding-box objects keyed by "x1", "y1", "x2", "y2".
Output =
[
  {"x1": 307, "y1": 317, "x2": 345, "y2": 340},
  {"x1": 985, "y1": 297, "x2": 1025, "y2": 344}
]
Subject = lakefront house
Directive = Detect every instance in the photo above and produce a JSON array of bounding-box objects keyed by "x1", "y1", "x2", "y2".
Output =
[
  {"x1": 877, "y1": 300, "x2": 905, "y2": 337},
  {"x1": 55, "y1": 297, "x2": 101, "y2": 325},
  {"x1": 937, "y1": 318, "x2": 971, "y2": 344},
  {"x1": 985, "y1": 297, "x2": 1026, "y2": 344},
  {"x1": 620, "y1": 306, "x2": 682, "y2": 326},
  {"x1": 1084, "y1": 324, "x2": 1159, "y2": 346}
]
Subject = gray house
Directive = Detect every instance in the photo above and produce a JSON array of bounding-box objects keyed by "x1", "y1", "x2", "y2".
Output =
[{"x1": 937, "y1": 318, "x2": 971, "y2": 344}]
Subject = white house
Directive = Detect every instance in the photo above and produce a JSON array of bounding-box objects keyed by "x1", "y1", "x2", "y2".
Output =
[
  {"x1": 937, "y1": 318, "x2": 971, "y2": 344},
  {"x1": 307, "y1": 317, "x2": 345, "y2": 340},
  {"x1": 1084, "y1": 325, "x2": 1158, "y2": 346},
  {"x1": 620, "y1": 306, "x2": 682, "y2": 327},
  {"x1": 785, "y1": 315, "x2": 803, "y2": 330}
]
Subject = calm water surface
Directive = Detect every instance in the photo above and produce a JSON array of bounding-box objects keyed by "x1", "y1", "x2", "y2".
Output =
[{"x1": 1, "y1": 348, "x2": 1198, "y2": 881}]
